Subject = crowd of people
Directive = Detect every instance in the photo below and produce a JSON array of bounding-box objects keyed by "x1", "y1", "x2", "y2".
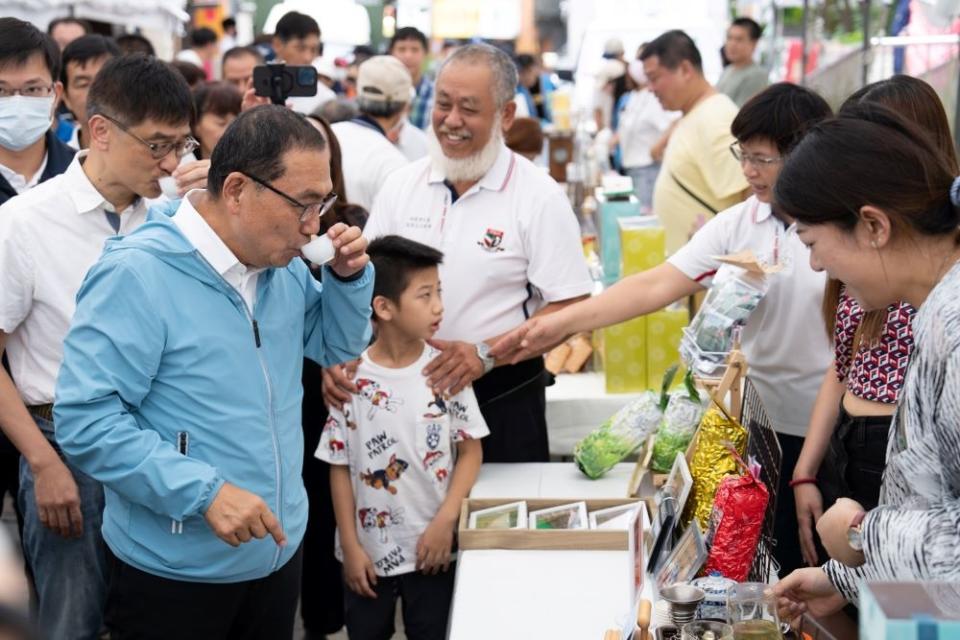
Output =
[{"x1": 0, "y1": 7, "x2": 958, "y2": 640}]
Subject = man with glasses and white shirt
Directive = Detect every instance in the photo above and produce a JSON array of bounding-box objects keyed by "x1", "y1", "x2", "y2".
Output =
[
  {"x1": 0, "y1": 53, "x2": 196, "y2": 640},
  {"x1": 53, "y1": 105, "x2": 371, "y2": 639}
]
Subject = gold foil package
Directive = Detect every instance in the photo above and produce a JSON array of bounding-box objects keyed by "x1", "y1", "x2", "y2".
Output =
[{"x1": 682, "y1": 408, "x2": 748, "y2": 528}]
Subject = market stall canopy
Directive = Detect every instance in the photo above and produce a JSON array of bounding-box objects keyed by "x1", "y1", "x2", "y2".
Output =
[
  {"x1": 0, "y1": 0, "x2": 188, "y2": 34},
  {"x1": 263, "y1": 0, "x2": 371, "y2": 47}
]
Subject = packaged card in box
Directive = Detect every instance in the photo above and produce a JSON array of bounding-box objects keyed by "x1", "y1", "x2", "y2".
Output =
[
  {"x1": 598, "y1": 193, "x2": 641, "y2": 285},
  {"x1": 860, "y1": 582, "x2": 960, "y2": 639},
  {"x1": 646, "y1": 305, "x2": 688, "y2": 388},
  {"x1": 603, "y1": 317, "x2": 647, "y2": 392},
  {"x1": 459, "y1": 497, "x2": 649, "y2": 610},
  {"x1": 619, "y1": 216, "x2": 665, "y2": 277}
]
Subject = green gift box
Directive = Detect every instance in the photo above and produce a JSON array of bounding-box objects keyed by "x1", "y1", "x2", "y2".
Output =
[{"x1": 599, "y1": 194, "x2": 640, "y2": 285}]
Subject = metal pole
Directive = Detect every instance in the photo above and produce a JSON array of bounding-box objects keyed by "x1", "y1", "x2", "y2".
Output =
[
  {"x1": 861, "y1": 0, "x2": 872, "y2": 86},
  {"x1": 800, "y1": 0, "x2": 809, "y2": 84}
]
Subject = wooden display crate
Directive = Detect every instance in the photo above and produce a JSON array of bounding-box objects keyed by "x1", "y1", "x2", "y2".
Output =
[{"x1": 458, "y1": 497, "x2": 647, "y2": 551}]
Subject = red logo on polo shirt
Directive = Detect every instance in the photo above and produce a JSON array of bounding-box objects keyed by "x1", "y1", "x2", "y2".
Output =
[{"x1": 477, "y1": 228, "x2": 505, "y2": 252}]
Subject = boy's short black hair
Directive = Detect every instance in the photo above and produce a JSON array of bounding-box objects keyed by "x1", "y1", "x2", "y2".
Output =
[
  {"x1": 222, "y1": 17, "x2": 237, "y2": 31},
  {"x1": 731, "y1": 17, "x2": 763, "y2": 42},
  {"x1": 368, "y1": 235, "x2": 443, "y2": 307},
  {"x1": 640, "y1": 30, "x2": 702, "y2": 73},
  {"x1": 389, "y1": 27, "x2": 428, "y2": 53},
  {"x1": 61, "y1": 35, "x2": 121, "y2": 88},
  {"x1": 275, "y1": 11, "x2": 320, "y2": 42},
  {"x1": 731, "y1": 82, "x2": 832, "y2": 154},
  {"x1": 116, "y1": 33, "x2": 155, "y2": 57},
  {"x1": 87, "y1": 54, "x2": 194, "y2": 126},
  {"x1": 0, "y1": 17, "x2": 61, "y2": 80}
]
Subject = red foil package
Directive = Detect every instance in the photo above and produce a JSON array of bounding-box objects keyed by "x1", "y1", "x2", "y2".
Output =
[{"x1": 703, "y1": 470, "x2": 768, "y2": 582}]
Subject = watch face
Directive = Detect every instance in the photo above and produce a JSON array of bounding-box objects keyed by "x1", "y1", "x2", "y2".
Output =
[{"x1": 847, "y1": 527, "x2": 863, "y2": 552}]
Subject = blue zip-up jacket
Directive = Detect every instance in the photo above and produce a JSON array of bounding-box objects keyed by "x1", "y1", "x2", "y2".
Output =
[{"x1": 54, "y1": 204, "x2": 373, "y2": 582}]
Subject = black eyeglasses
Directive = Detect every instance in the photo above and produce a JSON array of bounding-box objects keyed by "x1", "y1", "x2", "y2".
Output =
[
  {"x1": 99, "y1": 113, "x2": 199, "y2": 160},
  {"x1": 241, "y1": 172, "x2": 338, "y2": 224}
]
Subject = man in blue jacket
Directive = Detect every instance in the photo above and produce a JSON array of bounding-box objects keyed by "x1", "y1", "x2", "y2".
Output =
[{"x1": 54, "y1": 104, "x2": 373, "y2": 639}]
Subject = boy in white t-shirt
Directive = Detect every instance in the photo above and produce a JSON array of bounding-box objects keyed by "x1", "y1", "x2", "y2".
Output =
[{"x1": 317, "y1": 235, "x2": 487, "y2": 640}]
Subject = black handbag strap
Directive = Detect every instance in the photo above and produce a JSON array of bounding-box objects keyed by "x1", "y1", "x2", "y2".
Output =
[{"x1": 670, "y1": 171, "x2": 719, "y2": 215}]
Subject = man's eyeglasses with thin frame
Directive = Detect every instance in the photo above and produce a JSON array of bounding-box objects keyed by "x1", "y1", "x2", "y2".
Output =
[
  {"x1": 98, "y1": 112, "x2": 199, "y2": 160},
  {"x1": 729, "y1": 142, "x2": 783, "y2": 168},
  {"x1": 0, "y1": 84, "x2": 55, "y2": 99},
  {"x1": 241, "y1": 172, "x2": 338, "y2": 224}
]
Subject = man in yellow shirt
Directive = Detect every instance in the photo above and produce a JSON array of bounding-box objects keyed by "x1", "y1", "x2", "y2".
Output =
[{"x1": 642, "y1": 30, "x2": 749, "y2": 253}]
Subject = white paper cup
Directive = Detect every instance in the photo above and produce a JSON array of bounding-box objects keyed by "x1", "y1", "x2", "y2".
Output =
[
  {"x1": 301, "y1": 234, "x2": 335, "y2": 264},
  {"x1": 158, "y1": 176, "x2": 180, "y2": 199}
]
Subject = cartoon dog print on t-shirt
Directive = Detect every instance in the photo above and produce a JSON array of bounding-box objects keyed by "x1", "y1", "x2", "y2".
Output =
[{"x1": 356, "y1": 378, "x2": 404, "y2": 420}]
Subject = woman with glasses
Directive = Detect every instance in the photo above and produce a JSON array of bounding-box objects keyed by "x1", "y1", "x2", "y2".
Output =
[{"x1": 492, "y1": 83, "x2": 834, "y2": 576}]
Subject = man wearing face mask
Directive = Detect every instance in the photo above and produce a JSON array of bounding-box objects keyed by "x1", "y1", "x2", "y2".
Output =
[
  {"x1": 332, "y1": 55, "x2": 411, "y2": 211},
  {"x1": 325, "y1": 44, "x2": 593, "y2": 463},
  {"x1": 0, "y1": 17, "x2": 76, "y2": 587},
  {"x1": 0, "y1": 18, "x2": 75, "y2": 207},
  {"x1": 0, "y1": 53, "x2": 195, "y2": 640}
]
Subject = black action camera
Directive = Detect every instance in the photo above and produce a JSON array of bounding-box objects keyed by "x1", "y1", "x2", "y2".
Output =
[{"x1": 252, "y1": 63, "x2": 318, "y2": 105}]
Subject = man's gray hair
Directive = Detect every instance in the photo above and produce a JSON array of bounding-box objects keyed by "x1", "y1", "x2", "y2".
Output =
[{"x1": 437, "y1": 43, "x2": 518, "y2": 109}]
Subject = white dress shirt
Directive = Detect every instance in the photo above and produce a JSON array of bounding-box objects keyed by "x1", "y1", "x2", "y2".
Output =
[
  {"x1": 172, "y1": 191, "x2": 263, "y2": 311},
  {"x1": 0, "y1": 152, "x2": 147, "y2": 404},
  {"x1": 0, "y1": 154, "x2": 48, "y2": 195}
]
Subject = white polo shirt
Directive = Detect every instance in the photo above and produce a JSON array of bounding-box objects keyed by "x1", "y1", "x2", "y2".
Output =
[
  {"x1": 172, "y1": 190, "x2": 263, "y2": 311},
  {"x1": 0, "y1": 153, "x2": 148, "y2": 405},
  {"x1": 365, "y1": 144, "x2": 593, "y2": 343},
  {"x1": 668, "y1": 195, "x2": 832, "y2": 437},
  {"x1": 331, "y1": 119, "x2": 409, "y2": 211}
]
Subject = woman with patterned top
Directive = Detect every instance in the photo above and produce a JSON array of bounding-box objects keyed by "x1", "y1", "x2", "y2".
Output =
[
  {"x1": 791, "y1": 75, "x2": 959, "y2": 568},
  {"x1": 771, "y1": 103, "x2": 960, "y2": 619}
]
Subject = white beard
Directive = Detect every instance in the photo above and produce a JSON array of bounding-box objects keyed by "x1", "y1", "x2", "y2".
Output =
[{"x1": 427, "y1": 116, "x2": 503, "y2": 184}]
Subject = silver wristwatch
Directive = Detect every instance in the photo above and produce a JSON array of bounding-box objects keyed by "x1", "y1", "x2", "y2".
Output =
[{"x1": 476, "y1": 342, "x2": 495, "y2": 374}]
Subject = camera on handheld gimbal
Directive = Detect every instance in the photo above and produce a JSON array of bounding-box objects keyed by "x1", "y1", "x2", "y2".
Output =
[{"x1": 252, "y1": 62, "x2": 318, "y2": 105}]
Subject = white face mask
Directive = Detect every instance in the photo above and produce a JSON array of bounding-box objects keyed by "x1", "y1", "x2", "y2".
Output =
[{"x1": 0, "y1": 94, "x2": 55, "y2": 151}]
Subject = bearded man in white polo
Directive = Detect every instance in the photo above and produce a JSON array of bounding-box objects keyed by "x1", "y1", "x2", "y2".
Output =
[{"x1": 324, "y1": 43, "x2": 592, "y2": 462}]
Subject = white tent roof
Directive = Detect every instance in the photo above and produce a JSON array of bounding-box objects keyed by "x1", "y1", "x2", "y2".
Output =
[{"x1": 0, "y1": 0, "x2": 188, "y2": 34}]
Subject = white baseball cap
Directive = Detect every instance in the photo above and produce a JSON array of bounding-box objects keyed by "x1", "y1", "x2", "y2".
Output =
[{"x1": 357, "y1": 55, "x2": 413, "y2": 105}]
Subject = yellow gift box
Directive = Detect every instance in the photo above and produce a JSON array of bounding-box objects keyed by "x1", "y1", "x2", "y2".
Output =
[
  {"x1": 619, "y1": 217, "x2": 665, "y2": 277},
  {"x1": 646, "y1": 305, "x2": 688, "y2": 387},
  {"x1": 603, "y1": 317, "x2": 647, "y2": 393}
]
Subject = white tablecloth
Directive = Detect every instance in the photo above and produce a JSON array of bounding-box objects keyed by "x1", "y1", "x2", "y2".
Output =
[
  {"x1": 546, "y1": 372, "x2": 643, "y2": 456},
  {"x1": 450, "y1": 463, "x2": 652, "y2": 640}
]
